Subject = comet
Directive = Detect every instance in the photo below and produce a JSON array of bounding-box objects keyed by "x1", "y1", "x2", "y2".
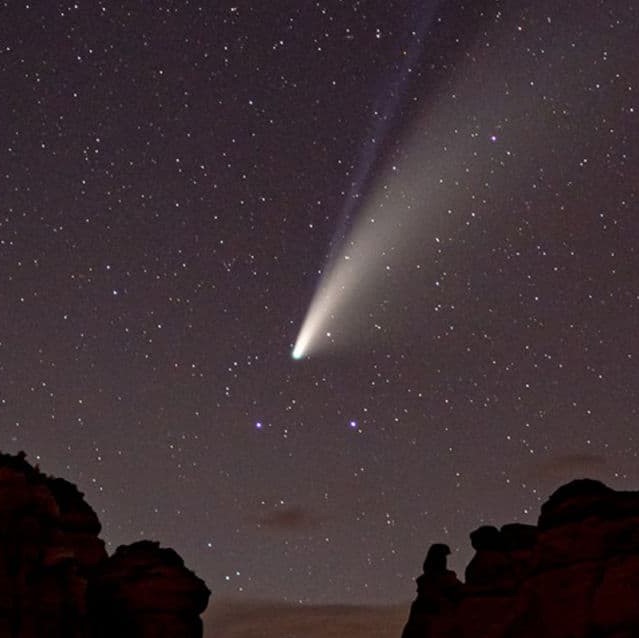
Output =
[
  {"x1": 292, "y1": 6, "x2": 440, "y2": 361},
  {"x1": 291, "y1": 2, "x2": 552, "y2": 360},
  {"x1": 291, "y1": 177, "x2": 425, "y2": 360}
]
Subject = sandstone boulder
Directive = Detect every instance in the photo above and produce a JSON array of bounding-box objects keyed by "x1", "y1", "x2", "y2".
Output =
[
  {"x1": 402, "y1": 479, "x2": 639, "y2": 638},
  {"x1": 0, "y1": 451, "x2": 210, "y2": 638},
  {"x1": 89, "y1": 540, "x2": 210, "y2": 638}
]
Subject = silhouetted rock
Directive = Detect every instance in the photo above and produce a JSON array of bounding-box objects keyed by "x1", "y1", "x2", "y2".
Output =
[
  {"x1": 0, "y1": 451, "x2": 210, "y2": 637},
  {"x1": 401, "y1": 543, "x2": 462, "y2": 638},
  {"x1": 538, "y1": 478, "x2": 615, "y2": 530},
  {"x1": 469, "y1": 526, "x2": 501, "y2": 551},
  {"x1": 0, "y1": 450, "x2": 96, "y2": 637},
  {"x1": 45, "y1": 477, "x2": 106, "y2": 569},
  {"x1": 465, "y1": 527, "x2": 513, "y2": 591},
  {"x1": 89, "y1": 541, "x2": 210, "y2": 638},
  {"x1": 499, "y1": 523, "x2": 537, "y2": 551},
  {"x1": 402, "y1": 479, "x2": 639, "y2": 638}
]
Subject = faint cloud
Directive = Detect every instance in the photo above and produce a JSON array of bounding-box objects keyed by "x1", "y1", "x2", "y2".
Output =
[
  {"x1": 255, "y1": 505, "x2": 322, "y2": 532},
  {"x1": 203, "y1": 598, "x2": 407, "y2": 638},
  {"x1": 530, "y1": 453, "x2": 607, "y2": 482}
]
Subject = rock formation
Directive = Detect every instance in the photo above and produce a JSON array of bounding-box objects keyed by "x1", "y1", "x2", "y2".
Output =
[
  {"x1": 89, "y1": 541, "x2": 209, "y2": 638},
  {"x1": 401, "y1": 544, "x2": 462, "y2": 638},
  {"x1": 402, "y1": 479, "x2": 639, "y2": 638},
  {"x1": 0, "y1": 451, "x2": 210, "y2": 638}
]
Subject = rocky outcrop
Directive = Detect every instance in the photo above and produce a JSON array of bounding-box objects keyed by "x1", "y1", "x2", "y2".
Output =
[
  {"x1": 402, "y1": 479, "x2": 639, "y2": 638},
  {"x1": 0, "y1": 451, "x2": 210, "y2": 638},
  {"x1": 0, "y1": 451, "x2": 97, "y2": 638},
  {"x1": 401, "y1": 544, "x2": 463, "y2": 638},
  {"x1": 89, "y1": 541, "x2": 210, "y2": 638}
]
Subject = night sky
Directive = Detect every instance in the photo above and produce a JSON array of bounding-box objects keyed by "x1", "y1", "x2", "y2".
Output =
[{"x1": 2, "y1": 0, "x2": 639, "y2": 626}]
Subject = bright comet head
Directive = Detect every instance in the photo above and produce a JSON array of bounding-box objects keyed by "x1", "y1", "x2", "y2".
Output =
[{"x1": 292, "y1": 319, "x2": 315, "y2": 359}]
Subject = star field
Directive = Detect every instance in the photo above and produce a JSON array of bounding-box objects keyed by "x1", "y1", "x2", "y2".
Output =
[{"x1": 1, "y1": 0, "x2": 638, "y2": 609}]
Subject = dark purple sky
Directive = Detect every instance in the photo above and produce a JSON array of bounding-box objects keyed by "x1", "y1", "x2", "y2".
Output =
[{"x1": 2, "y1": 0, "x2": 638, "y2": 612}]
